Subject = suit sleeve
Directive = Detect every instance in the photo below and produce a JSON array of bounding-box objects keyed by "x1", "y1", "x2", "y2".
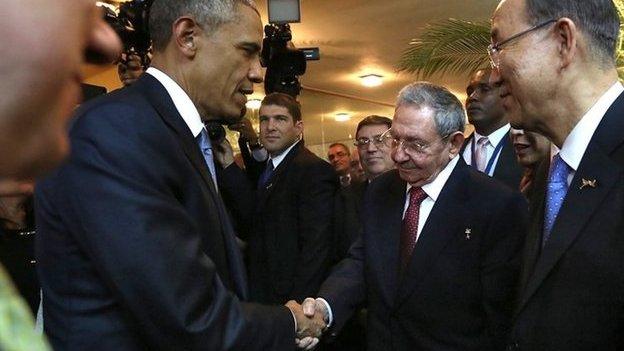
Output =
[
  {"x1": 56, "y1": 104, "x2": 294, "y2": 351},
  {"x1": 481, "y1": 192, "x2": 528, "y2": 350},
  {"x1": 218, "y1": 163, "x2": 255, "y2": 241},
  {"x1": 290, "y1": 161, "x2": 338, "y2": 301}
]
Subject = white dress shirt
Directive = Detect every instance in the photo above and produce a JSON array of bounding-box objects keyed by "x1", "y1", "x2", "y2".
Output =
[
  {"x1": 269, "y1": 139, "x2": 301, "y2": 168},
  {"x1": 557, "y1": 81, "x2": 624, "y2": 185},
  {"x1": 462, "y1": 123, "x2": 510, "y2": 176}
]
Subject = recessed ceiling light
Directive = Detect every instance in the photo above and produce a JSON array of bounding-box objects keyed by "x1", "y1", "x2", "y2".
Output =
[
  {"x1": 335, "y1": 113, "x2": 351, "y2": 122},
  {"x1": 360, "y1": 74, "x2": 383, "y2": 87},
  {"x1": 245, "y1": 98, "x2": 262, "y2": 110}
]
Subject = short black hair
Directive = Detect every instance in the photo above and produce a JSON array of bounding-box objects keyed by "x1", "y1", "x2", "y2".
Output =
[
  {"x1": 525, "y1": 0, "x2": 620, "y2": 65},
  {"x1": 355, "y1": 115, "x2": 392, "y2": 136},
  {"x1": 261, "y1": 93, "x2": 302, "y2": 122}
]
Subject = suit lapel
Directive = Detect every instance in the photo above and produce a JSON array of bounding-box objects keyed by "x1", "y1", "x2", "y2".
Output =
[
  {"x1": 493, "y1": 133, "x2": 522, "y2": 186},
  {"x1": 257, "y1": 142, "x2": 302, "y2": 207},
  {"x1": 515, "y1": 92, "x2": 624, "y2": 317},
  {"x1": 394, "y1": 161, "x2": 467, "y2": 307}
]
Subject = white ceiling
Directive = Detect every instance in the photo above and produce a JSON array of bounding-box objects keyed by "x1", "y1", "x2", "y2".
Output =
[{"x1": 85, "y1": 0, "x2": 499, "y2": 154}]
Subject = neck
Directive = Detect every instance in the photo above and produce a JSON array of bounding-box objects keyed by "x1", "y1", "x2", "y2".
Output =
[{"x1": 475, "y1": 119, "x2": 507, "y2": 136}]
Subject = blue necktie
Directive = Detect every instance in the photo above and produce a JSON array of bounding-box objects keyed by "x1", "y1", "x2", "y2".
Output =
[
  {"x1": 196, "y1": 128, "x2": 218, "y2": 190},
  {"x1": 257, "y1": 160, "x2": 274, "y2": 189},
  {"x1": 543, "y1": 153, "x2": 571, "y2": 247}
]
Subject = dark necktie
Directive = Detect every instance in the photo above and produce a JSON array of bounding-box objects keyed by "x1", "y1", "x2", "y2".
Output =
[
  {"x1": 400, "y1": 187, "x2": 428, "y2": 270},
  {"x1": 542, "y1": 153, "x2": 571, "y2": 247},
  {"x1": 257, "y1": 159, "x2": 275, "y2": 189}
]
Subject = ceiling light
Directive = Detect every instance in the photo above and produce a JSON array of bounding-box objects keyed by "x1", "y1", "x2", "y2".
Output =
[
  {"x1": 335, "y1": 113, "x2": 351, "y2": 122},
  {"x1": 246, "y1": 98, "x2": 262, "y2": 110},
  {"x1": 360, "y1": 74, "x2": 383, "y2": 87}
]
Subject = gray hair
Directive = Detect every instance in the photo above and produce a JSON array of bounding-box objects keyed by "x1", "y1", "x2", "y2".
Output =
[
  {"x1": 149, "y1": 0, "x2": 258, "y2": 51},
  {"x1": 396, "y1": 82, "x2": 466, "y2": 137},
  {"x1": 525, "y1": 0, "x2": 619, "y2": 66}
]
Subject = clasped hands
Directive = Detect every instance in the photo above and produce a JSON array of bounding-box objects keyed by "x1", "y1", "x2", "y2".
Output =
[{"x1": 285, "y1": 298, "x2": 330, "y2": 350}]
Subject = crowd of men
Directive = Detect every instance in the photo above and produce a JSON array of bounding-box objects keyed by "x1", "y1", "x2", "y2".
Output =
[{"x1": 0, "y1": 0, "x2": 623, "y2": 350}]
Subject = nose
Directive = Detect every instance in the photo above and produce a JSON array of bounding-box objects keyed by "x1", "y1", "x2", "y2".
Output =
[
  {"x1": 391, "y1": 142, "x2": 409, "y2": 163},
  {"x1": 85, "y1": 7, "x2": 122, "y2": 64},
  {"x1": 249, "y1": 57, "x2": 264, "y2": 84},
  {"x1": 366, "y1": 140, "x2": 379, "y2": 152}
]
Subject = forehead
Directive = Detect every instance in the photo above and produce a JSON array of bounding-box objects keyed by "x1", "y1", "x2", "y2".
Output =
[
  {"x1": 356, "y1": 124, "x2": 390, "y2": 138},
  {"x1": 259, "y1": 104, "x2": 292, "y2": 118},
  {"x1": 468, "y1": 70, "x2": 491, "y2": 87},
  {"x1": 211, "y1": 4, "x2": 263, "y2": 44},
  {"x1": 491, "y1": 0, "x2": 528, "y2": 40},
  {"x1": 329, "y1": 145, "x2": 348, "y2": 154},
  {"x1": 393, "y1": 105, "x2": 438, "y2": 138}
]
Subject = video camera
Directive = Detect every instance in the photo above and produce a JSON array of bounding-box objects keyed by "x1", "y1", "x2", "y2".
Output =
[{"x1": 101, "y1": 0, "x2": 153, "y2": 69}]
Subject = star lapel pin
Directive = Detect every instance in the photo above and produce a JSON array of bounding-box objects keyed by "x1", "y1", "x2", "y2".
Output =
[
  {"x1": 579, "y1": 178, "x2": 597, "y2": 190},
  {"x1": 464, "y1": 228, "x2": 472, "y2": 240}
]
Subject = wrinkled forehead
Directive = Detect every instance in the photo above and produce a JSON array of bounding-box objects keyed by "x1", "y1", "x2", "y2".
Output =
[
  {"x1": 356, "y1": 124, "x2": 391, "y2": 139},
  {"x1": 491, "y1": 0, "x2": 529, "y2": 41}
]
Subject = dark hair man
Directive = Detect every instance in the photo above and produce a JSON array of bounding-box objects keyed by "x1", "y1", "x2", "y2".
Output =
[
  {"x1": 490, "y1": 0, "x2": 624, "y2": 349},
  {"x1": 34, "y1": 1, "x2": 323, "y2": 350},
  {"x1": 297, "y1": 82, "x2": 527, "y2": 351},
  {"x1": 248, "y1": 93, "x2": 337, "y2": 307},
  {"x1": 461, "y1": 68, "x2": 523, "y2": 189},
  {"x1": 354, "y1": 115, "x2": 395, "y2": 181}
]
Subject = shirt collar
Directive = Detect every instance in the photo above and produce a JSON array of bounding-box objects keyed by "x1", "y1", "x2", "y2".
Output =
[
  {"x1": 559, "y1": 81, "x2": 624, "y2": 171},
  {"x1": 406, "y1": 155, "x2": 460, "y2": 202},
  {"x1": 473, "y1": 123, "x2": 510, "y2": 147},
  {"x1": 146, "y1": 67, "x2": 205, "y2": 138},
  {"x1": 269, "y1": 139, "x2": 301, "y2": 168}
]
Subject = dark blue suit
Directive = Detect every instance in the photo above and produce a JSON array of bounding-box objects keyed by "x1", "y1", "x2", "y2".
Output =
[
  {"x1": 508, "y1": 93, "x2": 624, "y2": 350},
  {"x1": 319, "y1": 161, "x2": 527, "y2": 351},
  {"x1": 35, "y1": 75, "x2": 293, "y2": 350}
]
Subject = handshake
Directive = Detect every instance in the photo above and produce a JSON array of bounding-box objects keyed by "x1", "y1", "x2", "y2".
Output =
[{"x1": 285, "y1": 298, "x2": 331, "y2": 350}]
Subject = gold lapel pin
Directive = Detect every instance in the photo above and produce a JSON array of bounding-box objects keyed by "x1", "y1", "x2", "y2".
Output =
[
  {"x1": 579, "y1": 178, "x2": 597, "y2": 190},
  {"x1": 464, "y1": 228, "x2": 472, "y2": 240}
]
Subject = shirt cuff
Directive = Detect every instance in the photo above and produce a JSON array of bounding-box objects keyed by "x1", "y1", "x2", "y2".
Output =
[
  {"x1": 251, "y1": 147, "x2": 268, "y2": 162},
  {"x1": 316, "y1": 298, "x2": 333, "y2": 327}
]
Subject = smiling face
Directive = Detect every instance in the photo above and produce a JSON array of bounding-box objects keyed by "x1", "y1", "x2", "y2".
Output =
[
  {"x1": 0, "y1": 0, "x2": 121, "y2": 178},
  {"x1": 187, "y1": 3, "x2": 263, "y2": 124},
  {"x1": 355, "y1": 124, "x2": 394, "y2": 178},
  {"x1": 489, "y1": 0, "x2": 558, "y2": 131}
]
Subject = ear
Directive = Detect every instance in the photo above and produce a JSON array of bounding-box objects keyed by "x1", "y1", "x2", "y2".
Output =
[
  {"x1": 294, "y1": 119, "x2": 304, "y2": 135},
  {"x1": 172, "y1": 16, "x2": 202, "y2": 58},
  {"x1": 554, "y1": 18, "x2": 577, "y2": 71},
  {"x1": 448, "y1": 131, "x2": 465, "y2": 158}
]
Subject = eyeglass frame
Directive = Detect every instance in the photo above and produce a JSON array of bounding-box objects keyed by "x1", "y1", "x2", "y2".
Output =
[
  {"x1": 487, "y1": 19, "x2": 557, "y2": 69},
  {"x1": 353, "y1": 132, "x2": 393, "y2": 149},
  {"x1": 380, "y1": 128, "x2": 452, "y2": 156}
]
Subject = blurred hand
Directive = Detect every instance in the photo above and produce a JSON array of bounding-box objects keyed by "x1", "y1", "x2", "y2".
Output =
[
  {"x1": 212, "y1": 138, "x2": 235, "y2": 169},
  {"x1": 285, "y1": 300, "x2": 325, "y2": 350},
  {"x1": 228, "y1": 118, "x2": 258, "y2": 145}
]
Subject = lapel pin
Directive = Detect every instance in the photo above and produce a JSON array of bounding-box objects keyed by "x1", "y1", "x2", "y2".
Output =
[
  {"x1": 266, "y1": 183, "x2": 273, "y2": 190},
  {"x1": 464, "y1": 228, "x2": 472, "y2": 240},
  {"x1": 579, "y1": 178, "x2": 597, "y2": 190}
]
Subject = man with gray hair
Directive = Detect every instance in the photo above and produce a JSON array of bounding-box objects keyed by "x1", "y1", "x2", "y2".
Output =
[
  {"x1": 490, "y1": 0, "x2": 624, "y2": 349},
  {"x1": 35, "y1": 0, "x2": 322, "y2": 350},
  {"x1": 296, "y1": 82, "x2": 527, "y2": 350}
]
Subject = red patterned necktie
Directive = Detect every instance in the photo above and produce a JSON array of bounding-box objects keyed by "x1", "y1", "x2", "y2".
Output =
[{"x1": 400, "y1": 187, "x2": 428, "y2": 270}]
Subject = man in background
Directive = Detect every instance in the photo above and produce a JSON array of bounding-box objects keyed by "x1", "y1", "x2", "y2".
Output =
[
  {"x1": 328, "y1": 143, "x2": 358, "y2": 187},
  {"x1": 461, "y1": 68, "x2": 523, "y2": 189}
]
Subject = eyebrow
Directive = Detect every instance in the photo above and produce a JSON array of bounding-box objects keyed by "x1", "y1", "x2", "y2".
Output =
[{"x1": 239, "y1": 42, "x2": 262, "y2": 53}]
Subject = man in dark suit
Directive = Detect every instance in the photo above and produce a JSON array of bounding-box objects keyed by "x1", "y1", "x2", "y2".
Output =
[
  {"x1": 461, "y1": 68, "x2": 523, "y2": 189},
  {"x1": 246, "y1": 93, "x2": 337, "y2": 305},
  {"x1": 298, "y1": 82, "x2": 527, "y2": 351},
  {"x1": 34, "y1": 1, "x2": 324, "y2": 350},
  {"x1": 490, "y1": 0, "x2": 624, "y2": 350}
]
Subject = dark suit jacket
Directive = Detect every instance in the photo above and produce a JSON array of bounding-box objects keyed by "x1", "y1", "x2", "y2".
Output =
[
  {"x1": 508, "y1": 93, "x2": 624, "y2": 350},
  {"x1": 34, "y1": 75, "x2": 293, "y2": 351},
  {"x1": 248, "y1": 141, "x2": 338, "y2": 304},
  {"x1": 333, "y1": 180, "x2": 368, "y2": 262},
  {"x1": 319, "y1": 160, "x2": 527, "y2": 351},
  {"x1": 461, "y1": 132, "x2": 523, "y2": 190}
]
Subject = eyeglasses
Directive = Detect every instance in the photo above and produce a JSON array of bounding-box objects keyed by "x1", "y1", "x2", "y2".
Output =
[
  {"x1": 353, "y1": 133, "x2": 392, "y2": 149},
  {"x1": 487, "y1": 19, "x2": 556, "y2": 69},
  {"x1": 380, "y1": 128, "x2": 450, "y2": 156}
]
